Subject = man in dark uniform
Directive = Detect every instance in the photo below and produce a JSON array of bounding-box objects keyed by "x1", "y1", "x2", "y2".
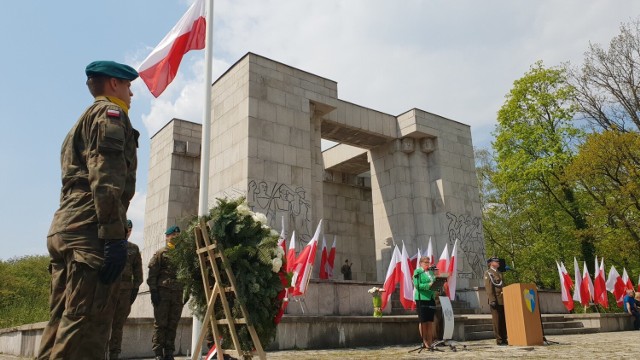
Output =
[
  {"x1": 107, "y1": 219, "x2": 143, "y2": 359},
  {"x1": 341, "y1": 259, "x2": 352, "y2": 280},
  {"x1": 38, "y1": 61, "x2": 139, "y2": 360},
  {"x1": 484, "y1": 257, "x2": 508, "y2": 345},
  {"x1": 148, "y1": 226, "x2": 185, "y2": 360}
]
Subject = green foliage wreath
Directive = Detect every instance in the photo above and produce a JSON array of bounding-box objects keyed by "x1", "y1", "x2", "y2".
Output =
[{"x1": 169, "y1": 197, "x2": 286, "y2": 352}]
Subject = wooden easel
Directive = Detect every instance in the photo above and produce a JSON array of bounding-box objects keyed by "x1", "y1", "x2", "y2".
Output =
[{"x1": 191, "y1": 219, "x2": 266, "y2": 360}]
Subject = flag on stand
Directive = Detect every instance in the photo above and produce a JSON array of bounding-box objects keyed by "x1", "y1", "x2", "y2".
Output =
[
  {"x1": 622, "y1": 268, "x2": 634, "y2": 291},
  {"x1": 138, "y1": 0, "x2": 207, "y2": 97},
  {"x1": 436, "y1": 243, "x2": 450, "y2": 275},
  {"x1": 409, "y1": 248, "x2": 420, "y2": 278},
  {"x1": 291, "y1": 220, "x2": 323, "y2": 296},
  {"x1": 426, "y1": 237, "x2": 435, "y2": 266},
  {"x1": 319, "y1": 236, "x2": 329, "y2": 280},
  {"x1": 326, "y1": 236, "x2": 336, "y2": 279},
  {"x1": 593, "y1": 257, "x2": 608, "y2": 308},
  {"x1": 445, "y1": 239, "x2": 459, "y2": 301},
  {"x1": 556, "y1": 261, "x2": 574, "y2": 312},
  {"x1": 605, "y1": 265, "x2": 626, "y2": 306},
  {"x1": 277, "y1": 216, "x2": 287, "y2": 254},
  {"x1": 381, "y1": 245, "x2": 402, "y2": 310},
  {"x1": 286, "y1": 231, "x2": 296, "y2": 274},
  {"x1": 573, "y1": 257, "x2": 582, "y2": 304},
  {"x1": 580, "y1": 261, "x2": 594, "y2": 306},
  {"x1": 399, "y1": 242, "x2": 416, "y2": 310}
]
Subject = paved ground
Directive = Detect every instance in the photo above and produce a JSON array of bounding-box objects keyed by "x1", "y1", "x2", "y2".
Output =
[{"x1": 2, "y1": 331, "x2": 640, "y2": 359}]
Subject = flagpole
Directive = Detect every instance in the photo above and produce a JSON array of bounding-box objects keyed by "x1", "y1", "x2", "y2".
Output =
[{"x1": 193, "y1": 0, "x2": 214, "y2": 356}]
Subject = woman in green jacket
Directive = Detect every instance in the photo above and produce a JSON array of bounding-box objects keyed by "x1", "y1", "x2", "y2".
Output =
[{"x1": 413, "y1": 256, "x2": 436, "y2": 350}]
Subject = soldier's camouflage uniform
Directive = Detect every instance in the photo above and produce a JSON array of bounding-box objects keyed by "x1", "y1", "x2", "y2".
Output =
[
  {"x1": 37, "y1": 96, "x2": 138, "y2": 360},
  {"x1": 148, "y1": 247, "x2": 184, "y2": 358},
  {"x1": 108, "y1": 241, "x2": 143, "y2": 358}
]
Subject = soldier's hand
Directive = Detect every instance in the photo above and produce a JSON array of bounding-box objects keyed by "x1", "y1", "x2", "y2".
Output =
[
  {"x1": 490, "y1": 301, "x2": 498, "y2": 309},
  {"x1": 151, "y1": 289, "x2": 160, "y2": 306},
  {"x1": 130, "y1": 287, "x2": 139, "y2": 305},
  {"x1": 99, "y1": 239, "x2": 128, "y2": 284}
]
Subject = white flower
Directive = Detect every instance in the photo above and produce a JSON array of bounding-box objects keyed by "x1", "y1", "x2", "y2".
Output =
[
  {"x1": 272, "y1": 257, "x2": 283, "y2": 273},
  {"x1": 236, "y1": 203, "x2": 251, "y2": 216},
  {"x1": 273, "y1": 246, "x2": 285, "y2": 259},
  {"x1": 253, "y1": 212, "x2": 268, "y2": 225},
  {"x1": 270, "y1": 229, "x2": 280, "y2": 237},
  {"x1": 368, "y1": 287, "x2": 385, "y2": 294}
]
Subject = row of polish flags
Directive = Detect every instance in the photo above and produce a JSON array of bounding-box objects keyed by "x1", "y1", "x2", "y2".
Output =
[
  {"x1": 277, "y1": 219, "x2": 336, "y2": 296},
  {"x1": 556, "y1": 256, "x2": 636, "y2": 311},
  {"x1": 379, "y1": 238, "x2": 459, "y2": 310}
]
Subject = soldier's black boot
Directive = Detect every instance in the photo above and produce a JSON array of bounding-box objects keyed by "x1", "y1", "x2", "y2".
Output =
[
  {"x1": 154, "y1": 351, "x2": 164, "y2": 360},
  {"x1": 163, "y1": 352, "x2": 175, "y2": 360}
]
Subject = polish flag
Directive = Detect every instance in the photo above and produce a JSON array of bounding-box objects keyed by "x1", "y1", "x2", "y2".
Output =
[
  {"x1": 291, "y1": 220, "x2": 322, "y2": 296},
  {"x1": 622, "y1": 268, "x2": 634, "y2": 291},
  {"x1": 605, "y1": 265, "x2": 626, "y2": 306},
  {"x1": 381, "y1": 245, "x2": 402, "y2": 310},
  {"x1": 593, "y1": 257, "x2": 608, "y2": 308},
  {"x1": 319, "y1": 236, "x2": 329, "y2": 280},
  {"x1": 556, "y1": 261, "x2": 574, "y2": 311},
  {"x1": 572, "y1": 258, "x2": 582, "y2": 304},
  {"x1": 445, "y1": 239, "x2": 459, "y2": 301},
  {"x1": 399, "y1": 243, "x2": 416, "y2": 310},
  {"x1": 426, "y1": 237, "x2": 435, "y2": 266},
  {"x1": 326, "y1": 236, "x2": 336, "y2": 279},
  {"x1": 277, "y1": 216, "x2": 287, "y2": 254},
  {"x1": 205, "y1": 337, "x2": 223, "y2": 360},
  {"x1": 409, "y1": 248, "x2": 421, "y2": 278},
  {"x1": 286, "y1": 231, "x2": 296, "y2": 274},
  {"x1": 436, "y1": 243, "x2": 450, "y2": 275},
  {"x1": 580, "y1": 261, "x2": 594, "y2": 306},
  {"x1": 138, "y1": 0, "x2": 207, "y2": 97}
]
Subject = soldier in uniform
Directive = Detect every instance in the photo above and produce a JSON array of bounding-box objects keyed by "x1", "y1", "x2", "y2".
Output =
[
  {"x1": 107, "y1": 219, "x2": 143, "y2": 359},
  {"x1": 148, "y1": 226, "x2": 185, "y2": 360},
  {"x1": 38, "y1": 61, "x2": 139, "y2": 360},
  {"x1": 484, "y1": 257, "x2": 508, "y2": 346}
]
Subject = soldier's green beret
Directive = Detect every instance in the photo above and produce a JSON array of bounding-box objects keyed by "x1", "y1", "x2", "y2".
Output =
[
  {"x1": 165, "y1": 225, "x2": 181, "y2": 235},
  {"x1": 127, "y1": 219, "x2": 133, "y2": 228},
  {"x1": 85, "y1": 60, "x2": 139, "y2": 80}
]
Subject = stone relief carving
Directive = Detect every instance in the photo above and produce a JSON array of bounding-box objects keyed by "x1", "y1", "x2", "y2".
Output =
[
  {"x1": 446, "y1": 212, "x2": 485, "y2": 279},
  {"x1": 247, "y1": 180, "x2": 313, "y2": 242}
]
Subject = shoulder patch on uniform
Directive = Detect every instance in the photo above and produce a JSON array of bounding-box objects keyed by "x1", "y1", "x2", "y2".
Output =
[{"x1": 107, "y1": 109, "x2": 120, "y2": 118}]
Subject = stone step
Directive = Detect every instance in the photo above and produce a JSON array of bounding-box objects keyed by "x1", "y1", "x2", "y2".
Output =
[
  {"x1": 465, "y1": 323, "x2": 493, "y2": 332},
  {"x1": 465, "y1": 330, "x2": 495, "y2": 341},
  {"x1": 543, "y1": 327, "x2": 599, "y2": 336},
  {"x1": 541, "y1": 321, "x2": 586, "y2": 330}
]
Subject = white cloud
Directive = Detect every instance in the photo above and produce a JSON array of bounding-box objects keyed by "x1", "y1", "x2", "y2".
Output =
[{"x1": 127, "y1": 191, "x2": 146, "y2": 247}]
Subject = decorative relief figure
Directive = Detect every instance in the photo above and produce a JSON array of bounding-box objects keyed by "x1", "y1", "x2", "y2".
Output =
[{"x1": 445, "y1": 212, "x2": 485, "y2": 279}]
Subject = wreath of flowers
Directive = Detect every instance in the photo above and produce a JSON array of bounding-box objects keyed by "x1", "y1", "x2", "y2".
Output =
[{"x1": 169, "y1": 197, "x2": 288, "y2": 351}]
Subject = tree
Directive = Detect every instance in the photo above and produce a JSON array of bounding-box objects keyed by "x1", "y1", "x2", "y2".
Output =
[
  {"x1": 492, "y1": 61, "x2": 591, "y2": 275},
  {"x1": 570, "y1": 18, "x2": 640, "y2": 132}
]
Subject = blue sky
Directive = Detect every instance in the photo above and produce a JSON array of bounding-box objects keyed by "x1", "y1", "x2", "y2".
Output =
[{"x1": 2, "y1": 0, "x2": 639, "y2": 260}]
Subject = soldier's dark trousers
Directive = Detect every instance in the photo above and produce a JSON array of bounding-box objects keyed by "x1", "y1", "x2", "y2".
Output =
[
  {"x1": 152, "y1": 289, "x2": 184, "y2": 356},
  {"x1": 37, "y1": 231, "x2": 120, "y2": 360},
  {"x1": 108, "y1": 289, "x2": 134, "y2": 356},
  {"x1": 490, "y1": 304, "x2": 508, "y2": 344}
]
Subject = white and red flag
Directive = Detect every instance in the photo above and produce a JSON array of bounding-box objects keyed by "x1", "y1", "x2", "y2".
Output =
[
  {"x1": 445, "y1": 239, "x2": 459, "y2": 301},
  {"x1": 593, "y1": 257, "x2": 608, "y2": 308},
  {"x1": 286, "y1": 231, "x2": 297, "y2": 274},
  {"x1": 409, "y1": 248, "x2": 421, "y2": 278},
  {"x1": 138, "y1": 0, "x2": 207, "y2": 97},
  {"x1": 622, "y1": 268, "x2": 634, "y2": 291},
  {"x1": 556, "y1": 261, "x2": 574, "y2": 312},
  {"x1": 572, "y1": 257, "x2": 582, "y2": 304},
  {"x1": 605, "y1": 265, "x2": 626, "y2": 306},
  {"x1": 326, "y1": 236, "x2": 336, "y2": 279},
  {"x1": 291, "y1": 220, "x2": 323, "y2": 296},
  {"x1": 580, "y1": 261, "x2": 594, "y2": 306},
  {"x1": 319, "y1": 236, "x2": 329, "y2": 280},
  {"x1": 426, "y1": 237, "x2": 435, "y2": 266},
  {"x1": 399, "y1": 242, "x2": 416, "y2": 310},
  {"x1": 381, "y1": 245, "x2": 402, "y2": 310},
  {"x1": 436, "y1": 243, "x2": 450, "y2": 275}
]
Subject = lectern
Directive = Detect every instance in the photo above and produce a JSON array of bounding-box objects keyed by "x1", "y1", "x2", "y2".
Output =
[{"x1": 503, "y1": 283, "x2": 543, "y2": 346}]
